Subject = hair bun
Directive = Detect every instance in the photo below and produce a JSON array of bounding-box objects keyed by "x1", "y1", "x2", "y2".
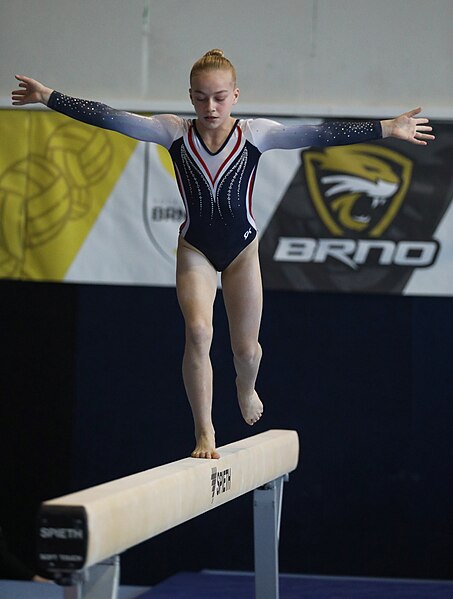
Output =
[
  {"x1": 205, "y1": 49, "x2": 224, "y2": 58},
  {"x1": 190, "y1": 49, "x2": 236, "y2": 85}
]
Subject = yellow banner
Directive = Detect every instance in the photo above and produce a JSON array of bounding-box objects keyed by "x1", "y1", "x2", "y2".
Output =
[{"x1": 0, "y1": 110, "x2": 137, "y2": 280}]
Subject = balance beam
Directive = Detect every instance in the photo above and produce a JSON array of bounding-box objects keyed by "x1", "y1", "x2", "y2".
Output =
[{"x1": 37, "y1": 429, "x2": 299, "y2": 598}]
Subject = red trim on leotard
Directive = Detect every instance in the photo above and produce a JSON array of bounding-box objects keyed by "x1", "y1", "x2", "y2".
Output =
[
  {"x1": 187, "y1": 123, "x2": 243, "y2": 186},
  {"x1": 188, "y1": 127, "x2": 214, "y2": 184},
  {"x1": 212, "y1": 126, "x2": 242, "y2": 185}
]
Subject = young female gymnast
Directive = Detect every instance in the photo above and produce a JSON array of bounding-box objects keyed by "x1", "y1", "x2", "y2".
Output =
[{"x1": 12, "y1": 50, "x2": 434, "y2": 459}]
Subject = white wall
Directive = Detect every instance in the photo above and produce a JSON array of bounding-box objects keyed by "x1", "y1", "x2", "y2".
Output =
[{"x1": 1, "y1": 0, "x2": 452, "y2": 117}]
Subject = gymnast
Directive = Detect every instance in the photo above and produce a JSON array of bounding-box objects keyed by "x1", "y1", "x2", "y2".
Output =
[{"x1": 12, "y1": 49, "x2": 434, "y2": 459}]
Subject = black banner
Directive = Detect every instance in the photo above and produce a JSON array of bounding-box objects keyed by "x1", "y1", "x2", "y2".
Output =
[{"x1": 259, "y1": 122, "x2": 453, "y2": 295}]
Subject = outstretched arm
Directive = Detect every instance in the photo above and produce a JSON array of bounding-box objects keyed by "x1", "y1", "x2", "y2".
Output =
[
  {"x1": 380, "y1": 107, "x2": 434, "y2": 145},
  {"x1": 11, "y1": 75, "x2": 182, "y2": 148},
  {"x1": 250, "y1": 108, "x2": 434, "y2": 152}
]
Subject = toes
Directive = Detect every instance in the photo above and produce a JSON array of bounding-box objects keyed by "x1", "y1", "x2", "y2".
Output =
[
  {"x1": 191, "y1": 448, "x2": 220, "y2": 459},
  {"x1": 248, "y1": 409, "x2": 264, "y2": 425},
  {"x1": 238, "y1": 391, "x2": 264, "y2": 425},
  {"x1": 191, "y1": 449, "x2": 206, "y2": 458}
]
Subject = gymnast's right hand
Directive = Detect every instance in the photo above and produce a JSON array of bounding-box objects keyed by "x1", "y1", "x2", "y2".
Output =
[{"x1": 11, "y1": 75, "x2": 53, "y2": 106}]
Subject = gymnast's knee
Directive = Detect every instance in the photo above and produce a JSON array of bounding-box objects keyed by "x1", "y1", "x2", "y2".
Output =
[
  {"x1": 185, "y1": 321, "x2": 213, "y2": 350},
  {"x1": 233, "y1": 341, "x2": 262, "y2": 366}
]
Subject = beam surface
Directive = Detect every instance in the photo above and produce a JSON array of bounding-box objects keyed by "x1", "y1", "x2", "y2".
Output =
[{"x1": 37, "y1": 429, "x2": 299, "y2": 574}]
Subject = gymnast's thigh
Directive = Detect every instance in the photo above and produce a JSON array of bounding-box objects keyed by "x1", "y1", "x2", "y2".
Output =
[
  {"x1": 221, "y1": 238, "x2": 263, "y2": 346},
  {"x1": 176, "y1": 236, "x2": 218, "y2": 326}
]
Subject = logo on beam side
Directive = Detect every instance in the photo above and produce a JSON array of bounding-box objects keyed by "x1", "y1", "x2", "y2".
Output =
[{"x1": 211, "y1": 467, "x2": 232, "y2": 503}]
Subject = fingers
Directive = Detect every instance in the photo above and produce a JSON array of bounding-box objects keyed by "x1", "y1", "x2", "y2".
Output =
[
  {"x1": 415, "y1": 123, "x2": 435, "y2": 141},
  {"x1": 416, "y1": 133, "x2": 435, "y2": 141},
  {"x1": 11, "y1": 87, "x2": 26, "y2": 102},
  {"x1": 12, "y1": 83, "x2": 30, "y2": 94},
  {"x1": 411, "y1": 132, "x2": 435, "y2": 145},
  {"x1": 14, "y1": 75, "x2": 28, "y2": 86},
  {"x1": 12, "y1": 85, "x2": 27, "y2": 94},
  {"x1": 12, "y1": 76, "x2": 34, "y2": 105},
  {"x1": 416, "y1": 126, "x2": 433, "y2": 133},
  {"x1": 405, "y1": 107, "x2": 435, "y2": 145},
  {"x1": 406, "y1": 107, "x2": 422, "y2": 117}
]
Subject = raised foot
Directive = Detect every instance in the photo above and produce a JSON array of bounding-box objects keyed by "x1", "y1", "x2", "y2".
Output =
[
  {"x1": 237, "y1": 389, "x2": 264, "y2": 425},
  {"x1": 191, "y1": 431, "x2": 220, "y2": 459}
]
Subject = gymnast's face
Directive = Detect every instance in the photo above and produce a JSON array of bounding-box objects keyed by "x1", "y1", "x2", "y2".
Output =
[{"x1": 190, "y1": 69, "x2": 239, "y2": 131}]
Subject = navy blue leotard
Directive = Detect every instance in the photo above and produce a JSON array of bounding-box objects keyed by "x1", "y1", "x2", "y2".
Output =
[{"x1": 47, "y1": 91, "x2": 382, "y2": 271}]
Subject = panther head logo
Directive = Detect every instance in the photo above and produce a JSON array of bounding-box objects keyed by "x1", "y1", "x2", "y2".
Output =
[{"x1": 303, "y1": 144, "x2": 413, "y2": 237}]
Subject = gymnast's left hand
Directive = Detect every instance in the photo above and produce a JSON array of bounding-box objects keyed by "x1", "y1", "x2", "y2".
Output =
[{"x1": 380, "y1": 107, "x2": 435, "y2": 145}]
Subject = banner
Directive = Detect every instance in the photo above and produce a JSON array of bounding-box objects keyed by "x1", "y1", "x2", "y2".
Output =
[
  {"x1": 1, "y1": 110, "x2": 452, "y2": 295},
  {"x1": 0, "y1": 110, "x2": 137, "y2": 281},
  {"x1": 260, "y1": 129, "x2": 453, "y2": 295}
]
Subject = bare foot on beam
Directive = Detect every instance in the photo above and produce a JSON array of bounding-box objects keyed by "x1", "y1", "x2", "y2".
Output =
[{"x1": 191, "y1": 428, "x2": 220, "y2": 459}]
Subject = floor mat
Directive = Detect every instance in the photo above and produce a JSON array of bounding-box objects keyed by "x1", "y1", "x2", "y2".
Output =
[{"x1": 136, "y1": 570, "x2": 453, "y2": 599}]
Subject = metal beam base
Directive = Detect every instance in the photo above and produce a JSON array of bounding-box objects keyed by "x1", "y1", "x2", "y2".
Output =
[
  {"x1": 253, "y1": 474, "x2": 288, "y2": 599},
  {"x1": 62, "y1": 555, "x2": 120, "y2": 599}
]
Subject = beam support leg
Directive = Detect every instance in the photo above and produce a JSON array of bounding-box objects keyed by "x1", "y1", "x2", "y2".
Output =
[
  {"x1": 63, "y1": 555, "x2": 120, "y2": 599},
  {"x1": 253, "y1": 474, "x2": 287, "y2": 599}
]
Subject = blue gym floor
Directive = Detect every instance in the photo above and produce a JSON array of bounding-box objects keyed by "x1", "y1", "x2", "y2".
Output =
[
  {"x1": 1, "y1": 571, "x2": 452, "y2": 598},
  {"x1": 140, "y1": 570, "x2": 453, "y2": 598}
]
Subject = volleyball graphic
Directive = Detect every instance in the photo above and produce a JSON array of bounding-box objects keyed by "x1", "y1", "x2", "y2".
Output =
[
  {"x1": 0, "y1": 154, "x2": 73, "y2": 276},
  {"x1": 26, "y1": 154, "x2": 72, "y2": 247},
  {"x1": 0, "y1": 177, "x2": 25, "y2": 255},
  {"x1": 46, "y1": 123, "x2": 113, "y2": 218},
  {"x1": 0, "y1": 184, "x2": 25, "y2": 277}
]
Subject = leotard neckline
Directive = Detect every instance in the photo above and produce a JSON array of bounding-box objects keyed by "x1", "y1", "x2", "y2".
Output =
[{"x1": 191, "y1": 118, "x2": 240, "y2": 156}]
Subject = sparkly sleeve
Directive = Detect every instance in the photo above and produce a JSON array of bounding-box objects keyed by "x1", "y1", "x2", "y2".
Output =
[
  {"x1": 47, "y1": 91, "x2": 183, "y2": 149},
  {"x1": 247, "y1": 118, "x2": 382, "y2": 152}
]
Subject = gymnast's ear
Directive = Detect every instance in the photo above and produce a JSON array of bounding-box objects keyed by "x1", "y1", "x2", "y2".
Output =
[{"x1": 233, "y1": 87, "x2": 240, "y2": 104}]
